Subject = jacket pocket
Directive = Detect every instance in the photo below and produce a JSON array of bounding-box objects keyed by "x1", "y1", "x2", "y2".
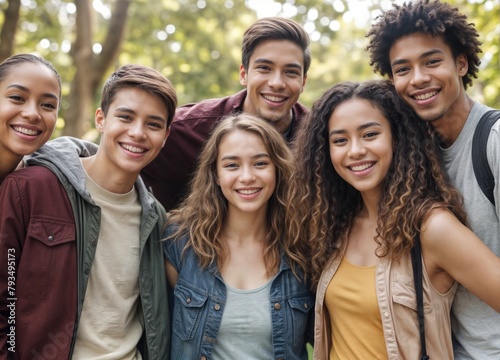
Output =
[
  {"x1": 288, "y1": 294, "x2": 314, "y2": 347},
  {"x1": 23, "y1": 217, "x2": 76, "y2": 300},
  {"x1": 28, "y1": 217, "x2": 76, "y2": 246},
  {"x1": 392, "y1": 274, "x2": 432, "y2": 313},
  {"x1": 173, "y1": 283, "x2": 208, "y2": 341}
]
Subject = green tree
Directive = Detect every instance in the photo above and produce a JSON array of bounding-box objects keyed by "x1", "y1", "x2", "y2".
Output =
[{"x1": 0, "y1": 0, "x2": 498, "y2": 137}]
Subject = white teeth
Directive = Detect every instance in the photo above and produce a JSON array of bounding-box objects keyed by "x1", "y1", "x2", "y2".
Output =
[
  {"x1": 238, "y1": 189, "x2": 260, "y2": 195},
  {"x1": 13, "y1": 126, "x2": 40, "y2": 136},
  {"x1": 414, "y1": 91, "x2": 437, "y2": 100},
  {"x1": 122, "y1": 144, "x2": 146, "y2": 153},
  {"x1": 351, "y1": 163, "x2": 373, "y2": 171},
  {"x1": 263, "y1": 95, "x2": 285, "y2": 103}
]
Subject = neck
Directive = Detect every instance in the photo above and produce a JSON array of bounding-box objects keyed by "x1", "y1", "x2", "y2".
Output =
[
  {"x1": 81, "y1": 156, "x2": 137, "y2": 194},
  {"x1": 431, "y1": 94, "x2": 474, "y2": 148},
  {"x1": 223, "y1": 211, "x2": 268, "y2": 244},
  {"x1": 0, "y1": 155, "x2": 23, "y2": 183}
]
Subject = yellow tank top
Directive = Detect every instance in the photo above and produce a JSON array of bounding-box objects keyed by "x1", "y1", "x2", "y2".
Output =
[{"x1": 325, "y1": 257, "x2": 388, "y2": 359}]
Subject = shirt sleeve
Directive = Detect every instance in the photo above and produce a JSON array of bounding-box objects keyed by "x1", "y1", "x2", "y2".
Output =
[
  {"x1": 0, "y1": 175, "x2": 27, "y2": 357},
  {"x1": 162, "y1": 225, "x2": 185, "y2": 272}
]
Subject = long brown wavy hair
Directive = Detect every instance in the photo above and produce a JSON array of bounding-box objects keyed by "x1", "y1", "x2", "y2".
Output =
[
  {"x1": 165, "y1": 113, "x2": 308, "y2": 280},
  {"x1": 287, "y1": 80, "x2": 467, "y2": 291}
]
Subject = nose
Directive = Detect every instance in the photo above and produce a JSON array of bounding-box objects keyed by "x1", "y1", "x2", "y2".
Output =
[
  {"x1": 21, "y1": 102, "x2": 42, "y2": 122},
  {"x1": 128, "y1": 121, "x2": 146, "y2": 139},
  {"x1": 348, "y1": 139, "x2": 367, "y2": 158},
  {"x1": 239, "y1": 165, "x2": 256, "y2": 182},
  {"x1": 410, "y1": 66, "x2": 431, "y2": 87},
  {"x1": 268, "y1": 71, "x2": 285, "y2": 90}
]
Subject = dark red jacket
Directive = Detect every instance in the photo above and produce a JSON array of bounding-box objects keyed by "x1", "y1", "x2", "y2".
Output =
[
  {"x1": 141, "y1": 89, "x2": 308, "y2": 211},
  {"x1": 0, "y1": 166, "x2": 77, "y2": 360}
]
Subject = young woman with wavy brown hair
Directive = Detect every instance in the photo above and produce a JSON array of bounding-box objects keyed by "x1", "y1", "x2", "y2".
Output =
[
  {"x1": 163, "y1": 113, "x2": 313, "y2": 359},
  {"x1": 288, "y1": 80, "x2": 500, "y2": 359}
]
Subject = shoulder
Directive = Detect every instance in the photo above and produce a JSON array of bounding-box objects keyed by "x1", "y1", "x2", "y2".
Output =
[
  {"x1": 293, "y1": 102, "x2": 309, "y2": 122},
  {"x1": 4, "y1": 165, "x2": 59, "y2": 187},
  {"x1": 173, "y1": 90, "x2": 245, "y2": 124}
]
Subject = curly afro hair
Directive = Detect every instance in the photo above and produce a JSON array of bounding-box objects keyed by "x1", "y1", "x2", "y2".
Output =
[{"x1": 366, "y1": 0, "x2": 482, "y2": 89}]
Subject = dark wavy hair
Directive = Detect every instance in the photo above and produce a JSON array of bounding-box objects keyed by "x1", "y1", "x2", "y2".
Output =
[
  {"x1": 165, "y1": 113, "x2": 308, "y2": 280},
  {"x1": 288, "y1": 80, "x2": 467, "y2": 291},
  {"x1": 366, "y1": 0, "x2": 481, "y2": 89}
]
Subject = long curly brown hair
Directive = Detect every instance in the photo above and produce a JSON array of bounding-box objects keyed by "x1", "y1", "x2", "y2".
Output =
[
  {"x1": 288, "y1": 80, "x2": 467, "y2": 291},
  {"x1": 366, "y1": 0, "x2": 482, "y2": 89},
  {"x1": 165, "y1": 113, "x2": 308, "y2": 280}
]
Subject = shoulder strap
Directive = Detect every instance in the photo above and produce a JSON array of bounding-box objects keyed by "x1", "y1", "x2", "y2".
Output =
[
  {"x1": 411, "y1": 234, "x2": 430, "y2": 360},
  {"x1": 472, "y1": 110, "x2": 500, "y2": 206}
]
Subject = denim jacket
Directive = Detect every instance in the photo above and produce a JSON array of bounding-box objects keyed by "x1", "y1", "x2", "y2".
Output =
[{"x1": 163, "y1": 227, "x2": 314, "y2": 360}]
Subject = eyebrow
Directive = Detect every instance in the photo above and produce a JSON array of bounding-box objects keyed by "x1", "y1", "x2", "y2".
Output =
[
  {"x1": 391, "y1": 48, "x2": 445, "y2": 67},
  {"x1": 115, "y1": 106, "x2": 166, "y2": 123},
  {"x1": 253, "y1": 58, "x2": 303, "y2": 71},
  {"x1": 7, "y1": 84, "x2": 59, "y2": 101},
  {"x1": 329, "y1": 121, "x2": 382, "y2": 137},
  {"x1": 220, "y1": 153, "x2": 270, "y2": 162}
]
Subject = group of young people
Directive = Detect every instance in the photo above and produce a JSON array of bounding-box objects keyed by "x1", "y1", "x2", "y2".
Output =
[{"x1": 0, "y1": 0, "x2": 499, "y2": 359}]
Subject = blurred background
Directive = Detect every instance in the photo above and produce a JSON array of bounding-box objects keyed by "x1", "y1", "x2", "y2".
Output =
[{"x1": 1, "y1": 0, "x2": 498, "y2": 140}]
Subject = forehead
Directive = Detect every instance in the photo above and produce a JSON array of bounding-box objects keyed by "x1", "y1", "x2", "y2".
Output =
[
  {"x1": 1, "y1": 62, "x2": 59, "y2": 88},
  {"x1": 390, "y1": 33, "x2": 453, "y2": 61},
  {"x1": 329, "y1": 98, "x2": 388, "y2": 128},
  {"x1": 218, "y1": 129, "x2": 266, "y2": 152},
  {"x1": 249, "y1": 39, "x2": 304, "y2": 66}
]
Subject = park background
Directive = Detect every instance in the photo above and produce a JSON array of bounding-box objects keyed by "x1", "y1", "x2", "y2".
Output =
[{"x1": 0, "y1": 0, "x2": 498, "y2": 141}]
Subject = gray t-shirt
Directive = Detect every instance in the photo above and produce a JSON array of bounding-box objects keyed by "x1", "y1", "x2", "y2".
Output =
[
  {"x1": 212, "y1": 280, "x2": 273, "y2": 360},
  {"x1": 442, "y1": 102, "x2": 500, "y2": 359}
]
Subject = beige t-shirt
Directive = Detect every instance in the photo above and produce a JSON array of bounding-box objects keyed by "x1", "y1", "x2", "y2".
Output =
[{"x1": 72, "y1": 170, "x2": 143, "y2": 360}]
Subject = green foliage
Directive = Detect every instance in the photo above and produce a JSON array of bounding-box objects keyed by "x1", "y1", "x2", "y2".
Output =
[{"x1": 1, "y1": 0, "x2": 498, "y2": 135}]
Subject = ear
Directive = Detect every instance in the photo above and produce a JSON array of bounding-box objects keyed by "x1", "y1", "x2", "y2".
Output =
[
  {"x1": 457, "y1": 54, "x2": 468, "y2": 77},
  {"x1": 301, "y1": 74, "x2": 307, "y2": 93},
  {"x1": 95, "y1": 108, "x2": 105, "y2": 132},
  {"x1": 239, "y1": 64, "x2": 248, "y2": 86}
]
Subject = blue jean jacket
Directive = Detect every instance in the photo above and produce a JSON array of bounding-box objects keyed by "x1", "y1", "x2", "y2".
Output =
[{"x1": 163, "y1": 232, "x2": 314, "y2": 360}]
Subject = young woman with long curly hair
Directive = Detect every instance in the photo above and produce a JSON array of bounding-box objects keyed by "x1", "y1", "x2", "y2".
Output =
[
  {"x1": 163, "y1": 113, "x2": 313, "y2": 359},
  {"x1": 288, "y1": 80, "x2": 500, "y2": 359}
]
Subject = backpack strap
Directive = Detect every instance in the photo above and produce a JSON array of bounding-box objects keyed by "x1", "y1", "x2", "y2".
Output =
[
  {"x1": 472, "y1": 110, "x2": 500, "y2": 206},
  {"x1": 411, "y1": 234, "x2": 430, "y2": 360}
]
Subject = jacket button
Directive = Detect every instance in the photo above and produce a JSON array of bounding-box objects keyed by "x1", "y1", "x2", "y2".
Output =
[
  {"x1": 201, "y1": 357, "x2": 206, "y2": 360},
  {"x1": 274, "y1": 303, "x2": 281, "y2": 310},
  {"x1": 186, "y1": 297, "x2": 191, "y2": 304},
  {"x1": 84, "y1": 267, "x2": 90, "y2": 274},
  {"x1": 214, "y1": 304, "x2": 221, "y2": 311},
  {"x1": 304, "y1": 303, "x2": 308, "y2": 309},
  {"x1": 48, "y1": 235, "x2": 54, "y2": 242}
]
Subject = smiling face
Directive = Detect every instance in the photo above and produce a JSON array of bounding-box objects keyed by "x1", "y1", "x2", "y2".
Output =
[
  {"x1": 216, "y1": 129, "x2": 276, "y2": 218},
  {"x1": 0, "y1": 62, "x2": 60, "y2": 163},
  {"x1": 389, "y1": 33, "x2": 468, "y2": 124},
  {"x1": 94, "y1": 87, "x2": 169, "y2": 180},
  {"x1": 328, "y1": 98, "x2": 393, "y2": 199},
  {"x1": 240, "y1": 39, "x2": 307, "y2": 134}
]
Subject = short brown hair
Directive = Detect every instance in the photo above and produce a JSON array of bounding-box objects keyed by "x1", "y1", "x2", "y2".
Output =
[
  {"x1": 100, "y1": 64, "x2": 177, "y2": 127},
  {"x1": 241, "y1": 17, "x2": 311, "y2": 76}
]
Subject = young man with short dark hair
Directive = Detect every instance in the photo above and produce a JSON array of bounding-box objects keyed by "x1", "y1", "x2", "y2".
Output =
[
  {"x1": 142, "y1": 16, "x2": 310, "y2": 211},
  {"x1": 367, "y1": 1, "x2": 500, "y2": 358}
]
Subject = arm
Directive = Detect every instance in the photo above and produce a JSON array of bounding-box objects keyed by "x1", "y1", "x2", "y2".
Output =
[
  {"x1": 0, "y1": 176, "x2": 27, "y2": 358},
  {"x1": 165, "y1": 260, "x2": 179, "y2": 287},
  {"x1": 421, "y1": 209, "x2": 500, "y2": 312}
]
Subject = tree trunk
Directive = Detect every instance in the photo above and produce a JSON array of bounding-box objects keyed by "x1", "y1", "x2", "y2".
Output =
[
  {"x1": 63, "y1": 0, "x2": 131, "y2": 138},
  {"x1": 0, "y1": 0, "x2": 21, "y2": 62}
]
